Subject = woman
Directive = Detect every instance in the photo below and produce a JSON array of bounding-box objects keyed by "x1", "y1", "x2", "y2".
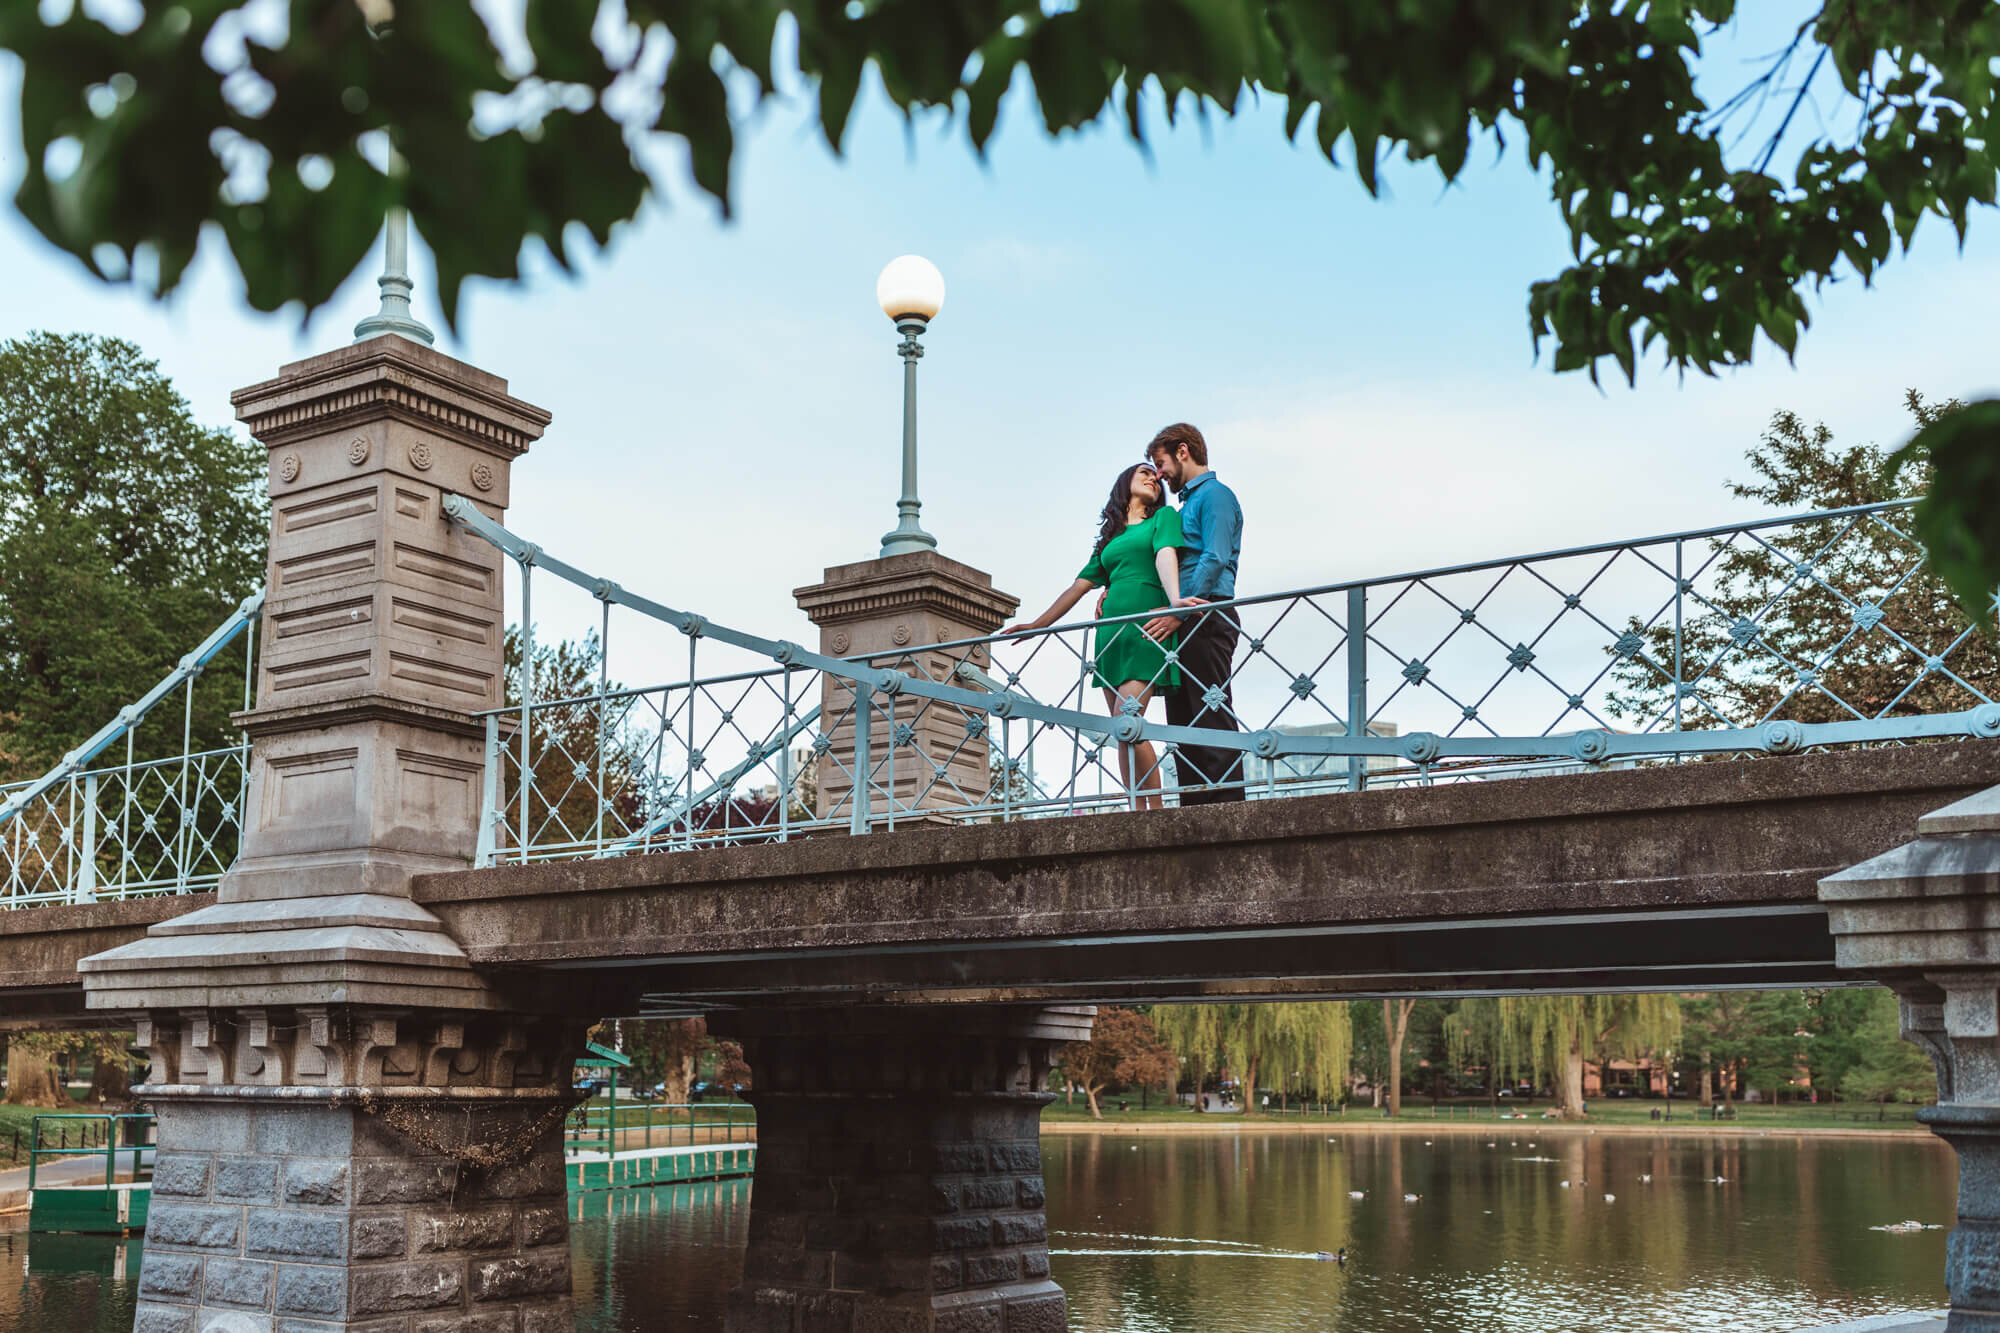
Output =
[{"x1": 1004, "y1": 462, "x2": 1186, "y2": 810}]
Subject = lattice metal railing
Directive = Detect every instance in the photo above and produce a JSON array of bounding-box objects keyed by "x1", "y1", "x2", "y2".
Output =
[
  {"x1": 0, "y1": 596, "x2": 261, "y2": 906},
  {"x1": 446, "y1": 496, "x2": 2000, "y2": 866}
]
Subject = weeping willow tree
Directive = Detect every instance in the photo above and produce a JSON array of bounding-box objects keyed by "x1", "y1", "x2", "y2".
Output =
[
  {"x1": 1447, "y1": 996, "x2": 1681, "y2": 1119},
  {"x1": 1154, "y1": 1003, "x2": 1350, "y2": 1115}
]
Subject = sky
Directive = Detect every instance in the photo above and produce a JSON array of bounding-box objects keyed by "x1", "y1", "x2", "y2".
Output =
[{"x1": 2, "y1": 2, "x2": 1996, "y2": 690}]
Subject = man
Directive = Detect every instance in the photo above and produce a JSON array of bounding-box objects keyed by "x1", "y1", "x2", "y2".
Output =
[{"x1": 1142, "y1": 422, "x2": 1245, "y2": 805}]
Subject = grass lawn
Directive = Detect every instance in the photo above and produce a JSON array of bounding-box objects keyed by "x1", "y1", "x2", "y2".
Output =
[
  {"x1": 0, "y1": 1090, "x2": 125, "y2": 1169},
  {"x1": 1040, "y1": 1096, "x2": 1929, "y2": 1132}
]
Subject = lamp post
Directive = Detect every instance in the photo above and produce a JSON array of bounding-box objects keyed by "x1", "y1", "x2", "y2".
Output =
[
  {"x1": 1664, "y1": 1048, "x2": 1673, "y2": 1122},
  {"x1": 354, "y1": 148, "x2": 435, "y2": 346},
  {"x1": 875, "y1": 255, "x2": 945, "y2": 558}
]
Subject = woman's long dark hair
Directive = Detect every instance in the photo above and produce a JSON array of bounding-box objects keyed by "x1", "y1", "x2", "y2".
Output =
[{"x1": 1095, "y1": 463, "x2": 1159, "y2": 554}]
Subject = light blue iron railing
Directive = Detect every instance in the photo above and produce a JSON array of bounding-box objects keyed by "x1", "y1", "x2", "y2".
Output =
[
  {"x1": 4, "y1": 498, "x2": 1991, "y2": 896},
  {"x1": 446, "y1": 496, "x2": 2000, "y2": 866},
  {"x1": 0, "y1": 596, "x2": 261, "y2": 906}
]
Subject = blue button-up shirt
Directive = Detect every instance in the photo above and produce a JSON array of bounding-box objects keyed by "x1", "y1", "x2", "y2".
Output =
[{"x1": 1176, "y1": 470, "x2": 1241, "y2": 601}]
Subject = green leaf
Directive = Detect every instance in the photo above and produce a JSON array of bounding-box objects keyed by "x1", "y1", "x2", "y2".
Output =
[
  {"x1": 524, "y1": 0, "x2": 610, "y2": 85},
  {"x1": 1887, "y1": 399, "x2": 2000, "y2": 632}
]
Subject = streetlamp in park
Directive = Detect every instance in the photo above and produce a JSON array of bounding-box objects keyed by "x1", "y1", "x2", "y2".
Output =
[
  {"x1": 875, "y1": 255, "x2": 945, "y2": 558},
  {"x1": 1663, "y1": 1048, "x2": 1673, "y2": 1122}
]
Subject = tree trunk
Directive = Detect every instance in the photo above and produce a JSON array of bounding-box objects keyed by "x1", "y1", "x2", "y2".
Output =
[
  {"x1": 1086, "y1": 1082, "x2": 1102, "y2": 1120},
  {"x1": 1066, "y1": 1081, "x2": 1074, "y2": 1107},
  {"x1": 1699, "y1": 1053, "x2": 1714, "y2": 1108},
  {"x1": 1556, "y1": 1033, "x2": 1587, "y2": 1118},
  {"x1": 661, "y1": 1048, "x2": 697, "y2": 1106},
  {"x1": 1241, "y1": 1058, "x2": 1260, "y2": 1116},
  {"x1": 89, "y1": 1054, "x2": 128, "y2": 1104},
  {"x1": 1384, "y1": 998, "x2": 1415, "y2": 1117},
  {"x1": 4, "y1": 1047, "x2": 64, "y2": 1108},
  {"x1": 1721, "y1": 1061, "x2": 1735, "y2": 1108}
]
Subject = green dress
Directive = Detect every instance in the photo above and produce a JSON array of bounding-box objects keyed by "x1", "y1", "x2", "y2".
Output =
[{"x1": 1078, "y1": 508, "x2": 1187, "y2": 691}]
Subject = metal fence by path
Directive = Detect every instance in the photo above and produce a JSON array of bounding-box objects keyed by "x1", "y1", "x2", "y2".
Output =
[
  {"x1": 0, "y1": 596, "x2": 260, "y2": 907},
  {"x1": 446, "y1": 496, "x2": 2000, "y2": 866}
]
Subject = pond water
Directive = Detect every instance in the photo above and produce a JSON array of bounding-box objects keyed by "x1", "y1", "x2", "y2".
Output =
[{"x1": 0, "y1": 1129, "x2": 1957, "y2": 1332}]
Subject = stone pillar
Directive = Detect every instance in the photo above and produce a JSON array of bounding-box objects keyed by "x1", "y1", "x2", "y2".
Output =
[
  {"x1": 719, "y1": 1005, "x2": 1091, "y2": 1332},
  {"x1": 794, "y1": 554, "x2": 1018, "y2": 823},
  {"x1": 127, "y1": 1009, "x2": 584, "y2": 1333},
  {"x1": 1821, "y1": 784, "x2": 2000, "y2": 1330},
  {"x1": 77, "y1": 337, "x2": 600, "y2": 1333},
  {"x1": 83, "y1": 334, "x2": 551, "y2": 1006}
]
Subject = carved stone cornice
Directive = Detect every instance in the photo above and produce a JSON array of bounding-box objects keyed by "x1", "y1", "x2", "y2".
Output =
[
  {"x1": 130, "y1": 1005, "x2": 586, "y2": 1093},
  {"x1": 232, "y1": 335, "x2": 550, "y2": 460},
  {"x1": 794, "y1": 550, "x2": 1019, "y2": 632}
]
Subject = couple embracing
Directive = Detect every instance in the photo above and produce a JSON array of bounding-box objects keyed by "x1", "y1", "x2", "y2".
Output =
[{"x1": 1005, "y1": 423, "x2": 1246, "y2": 810}]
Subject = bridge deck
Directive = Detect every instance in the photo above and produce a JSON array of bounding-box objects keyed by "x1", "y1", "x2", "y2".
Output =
[
  {"x1": 416, "y1": 743, "x2": 2000, "y2": 1011},
  {"x1": 7, "y1": 744, "x2": 1997, "y2": 1024},
  {"x1": 0, "y1": 894, "x2": 208, "y2": 1028}
]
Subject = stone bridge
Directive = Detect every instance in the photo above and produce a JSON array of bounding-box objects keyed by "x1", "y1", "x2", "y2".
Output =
[
  {"x1": 8, "y1": 742, "x2": 1995, "y2": 1031},
  {"x1": 5, "y1": 332, "x2": 1999, "y2": 1333}
]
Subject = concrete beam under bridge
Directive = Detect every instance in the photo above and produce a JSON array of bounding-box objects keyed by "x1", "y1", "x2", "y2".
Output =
[{"x1": 410, "y1": 741, "x2": 2000, "y2": 1011}]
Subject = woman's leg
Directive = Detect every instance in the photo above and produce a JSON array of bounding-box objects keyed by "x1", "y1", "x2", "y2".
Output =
[
  {"x1": 1100, "y1": 687, "x2": 1131, "y2": 799},
  {"x1": 1110, "y1": 680, "x2": 1162, "y2": 811},
  {"x1": 1101, "y1": 687, "x2": 1147, "y2": 806}
]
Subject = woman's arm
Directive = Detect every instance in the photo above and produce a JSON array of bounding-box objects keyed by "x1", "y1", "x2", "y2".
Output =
[
  {"x1": 1142, "y1": 549, "x2": 1188, "y2": 642},
  {"x1": 1003, "y1": 578, "x2": 1095, "y2": 637}
]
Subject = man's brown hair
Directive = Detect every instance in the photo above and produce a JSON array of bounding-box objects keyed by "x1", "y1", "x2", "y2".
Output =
[{"x1": 1147, "y1": 422, "x2": 1207, "y2": 467}]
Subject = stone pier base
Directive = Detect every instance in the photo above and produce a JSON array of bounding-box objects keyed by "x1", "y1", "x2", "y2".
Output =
[
  {"x1": 131, "y1": 1089, "x2": 575, "y2": 1333},
  {"x1": 722, "y1": 1006, "x2": 1092, "y2": 1333},
  {"x1": 1821, "y1": 785, "x2": 2000, "y2": 1333},
  {"x1": 1921, "y1": 1102, "x2": 2000, "y2": 1332}
]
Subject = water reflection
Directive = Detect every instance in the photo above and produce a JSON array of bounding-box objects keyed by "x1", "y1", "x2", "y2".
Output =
[
  {"x1": 570, "y1": 1177, "x2": 751, "y2": 1329},
  {"x1": 0, "y1": 1132, "x2": 1957, "y2": 1333},
  {"x1": 0, "y1": 1231, "x2": 143, "y2": 1332},
  {"x1": 1047, "y1": 1132, "x2": 1956, "y2": 1333}
]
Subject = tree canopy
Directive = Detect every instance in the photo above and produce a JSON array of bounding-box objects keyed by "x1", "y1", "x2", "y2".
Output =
[
  {"x1": 4, "y1": 1, "x2": 1994, "y2": 380},
  {"x1": 0, "y1": 332, "x2": 264, "y2": 778},
  {"x1": 1155, "y1": 1001, "x2": 1350, "y2": 1114},
  {"x1": 1054, "y1": 1006, "x2": 1177, "y2": 1118},
  {"x1": 7, "y1": 4, "x2": 2000, "y2": 616},
  {"x1": 1608, "y1": 392, "x2": 1999, "y2": 729}
]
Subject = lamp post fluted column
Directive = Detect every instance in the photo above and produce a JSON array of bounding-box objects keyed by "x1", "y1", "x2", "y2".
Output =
[
  {"x1": 874, "y1": 253, "x2": 946, "y2": 558},
  {"x1": 881, "y1": 314, "x2": 936, "y2": 556},
  {"x1": 353, "y1": 146, "x2": 435, "y2": 346}
]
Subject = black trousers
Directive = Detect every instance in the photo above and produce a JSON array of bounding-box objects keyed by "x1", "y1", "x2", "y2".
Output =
[{"x1": 1166, "y1": 607, "x2": 1245, "y2": 804}]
